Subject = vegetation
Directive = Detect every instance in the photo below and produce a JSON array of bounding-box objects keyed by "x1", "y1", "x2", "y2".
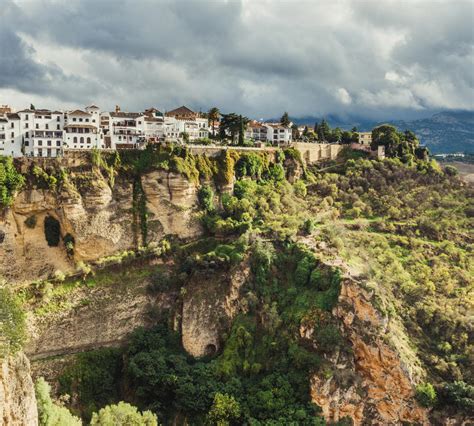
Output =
[
  {"x1": 90, "y1": 402, "x2": 157, "y2": 426},
  {"x1": 0, "y1": 286, "x2": 27, "y2": 354},
  {"x1": 0, "y1": 156, "x2": 24, "y2": 207},
  {"x1": 36, "y1": 377, "x2": 82, "y2": 426}
]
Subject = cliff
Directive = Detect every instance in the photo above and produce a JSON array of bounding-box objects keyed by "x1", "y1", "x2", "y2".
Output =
[
  {"x1": 0, "y1": 161, "x2": 201, "y2": 283},
  {"x1": 0, "y1": 352, "x2": 38, "y2": 426}
]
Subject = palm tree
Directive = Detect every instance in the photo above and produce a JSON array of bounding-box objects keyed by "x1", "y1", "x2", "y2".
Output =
[{"x1": 208, "y1": 107, "x2": 220, "y2": 138}]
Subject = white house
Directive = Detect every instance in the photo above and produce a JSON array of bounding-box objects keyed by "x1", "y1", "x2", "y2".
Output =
[
  {"x1": 17, "y1": 109, "x2": 64, "y2": 157},
  {"x1": 0, "y1": 112, "x2": 23, "y2": 157},
  {"x1": 164, "y1": 106, "x2": 208, "y2": 141},
  {"x1": 265, "y1": 123, "x2": 292, "y2": 145},
  {"x1": 64, "y1": 107, "x2": 104, "y2": 150},
  {"x1": 108, "y1": 108, "x2": 146, "y2": 149}
]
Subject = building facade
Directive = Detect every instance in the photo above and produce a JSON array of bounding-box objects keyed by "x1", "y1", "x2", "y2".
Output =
[{"x1": 358, "y1": 132, "x2": 372, "y2": 146}]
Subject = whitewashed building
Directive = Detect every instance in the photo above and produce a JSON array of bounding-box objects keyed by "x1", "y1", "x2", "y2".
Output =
[
  {"x1": 16, "y1": 109, "x2": 64, "y2": 157},
  {"x1": 245, "y1": 121, "x2": 292, "y2": 145},
  {"x1": 108, "y1": 109, "x2": 146, "y2": 149},
  {"x1": 164, "y1": 106, "x2": 208, "y2": 141},
  {"x1": 64, "y1": 107, "x2": 104, "y2": 150},
  {"x1": 0, "y1": 113, "x2": 22, "y2": 157}
]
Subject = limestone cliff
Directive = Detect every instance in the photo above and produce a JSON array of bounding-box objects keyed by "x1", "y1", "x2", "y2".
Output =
[
  {"x1": 0, "y1": 164, "x2": 201, "y2": 283},
  {"x1": 308, "y1": 278, "x2": 429, "y2": 425},
  {"x1": 0, "y1": 352, "x2": 38, "y2": 426}
]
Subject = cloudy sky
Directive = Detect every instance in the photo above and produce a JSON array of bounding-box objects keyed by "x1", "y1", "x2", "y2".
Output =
[{"x1": 1, "y1": 0, "x2": 473, "y2": 120}]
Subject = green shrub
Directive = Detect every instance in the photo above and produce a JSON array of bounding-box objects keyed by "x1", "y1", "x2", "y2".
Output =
[
  {"x1": 198, "y1": 185, "x2": 215, "y2": 212},
  {"x1": 59, "y1": 348, "x2": 122, "y2": 420},
  {"x1": 206, "y1": 393, "x2": 241, "y2": 425},
  {"x1": 0, "y1": 287, "x2": 27, "y2": 354},
  {"x1": 415, "y1": 382, "x2": 437, "y2": 407},
  {"x1": 44, "y1": 216, "x2": 61, "y2": 247},
  {"x1": 0, "y1": 156, "x2": 24, "y2": 207},
  {"x1": 35, "y1": 377, "x2": 81, "y2": 426},
  {"x1": 90, "y1": 402, "x2": 157, "y2": 426},
  {"x1": 440, "y1": 381, "x2": 474, "y2": 411}
]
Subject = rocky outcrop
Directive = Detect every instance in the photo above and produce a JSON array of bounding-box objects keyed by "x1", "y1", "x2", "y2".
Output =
[
  {"x1": 0, "y1": 352, "x2": 38, "y2": 426},
  {"x1": 181, "y1": 262, "x2": 249, "y2": 358},
  {"x1": 309, "y1": 279, "x2": 429, "y2": 425},
  {"x1": 0, "y1": 166, "x2": 201, "y2": 283},
  {"x1": 25, "y1": 261, "x2": 176, "y2": 361}
]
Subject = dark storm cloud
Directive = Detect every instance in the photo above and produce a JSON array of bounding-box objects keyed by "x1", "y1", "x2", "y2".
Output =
[{"x1": 1, "y1": 0, "x2": 473, "y2": 119}]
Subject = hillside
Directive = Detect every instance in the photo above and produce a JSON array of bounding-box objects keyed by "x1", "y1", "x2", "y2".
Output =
[
  {"x1": 0, "y1": 146, "x2": 472, "y2": 425},
  {"x1": 289, "y1": 110, "x2": 474, "y2": 154}
]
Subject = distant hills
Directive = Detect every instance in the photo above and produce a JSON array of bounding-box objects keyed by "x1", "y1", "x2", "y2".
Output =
[{"x1": 287, "y1": 111, "x2": 474, "y2": 154}]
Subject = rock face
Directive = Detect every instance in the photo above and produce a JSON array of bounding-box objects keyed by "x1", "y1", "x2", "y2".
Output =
[
  {"x1": 310, "y1": 279, "x2": 428, "y2": 425},
  {"x1": 0, "y1": 166, "x2": 201, "y2": 283},
  {"x1": 181, "y1": 262, "x2": 249, "y2": 357},
  {"x1": 0, "y1": 352, "x2": 38, "y2": 426},
  {"x1": 25, "y1": 261, "x2": 177, "y2": 361}
]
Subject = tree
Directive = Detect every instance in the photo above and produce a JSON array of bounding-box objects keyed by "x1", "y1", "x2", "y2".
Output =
[
  {"x1": 327, "y1": 127, "x2": 342, "y2": 143},
  {"x1": 238, "y1": 115, "x2": 245, "y2": 146},
  {"x1": 208, "y1": 107, "x2": 220, "y2": 138},
  {"x1": 30, "y1": 104, "x2": 35, "y2": 110},
  {"x1": 317, "y1": 119, "x2": 330, "y2": 141},
  {"x1": 35, "y1": 378, "x2": 81, "y2": 426},
  {"x1": 90, "y1": 402, "x2": 158, "y2": 426},
  {"x1": 220, "y1": 113, "x2": 248, "y2": 144},
  {"x1": 341, "y1": 130, "x2": 353, "y2": 144},
  {"x1": 206, "y1": 393, "x2": 241, "y2": 426},
  {"x1": 280, "y1": 112, "x2": 290, "y2": 127}
]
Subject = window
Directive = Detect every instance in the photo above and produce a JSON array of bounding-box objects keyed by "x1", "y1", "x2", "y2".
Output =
[
  {"x1": 25, "y1": 141, "x2": 29, "y2": 146},
  {"x1": 11, "y1": 132, "x2": 14, "y2": 137},
  {"x1": 73, "y1": 137, "x2": 77, "y2": 143},
  {"x1": 73, "y1": 118, "x2": 77, "y2": 122},
  {"x1": 25, "y1": 132, "x2": 29, "y2": 138},
  {"x1": 45, "y1": 124, "x2": 49, "y2": 129},
  {"x1": 57, "y1": 116, "x2": 60, "y2": 122},
  {"x1": 79, "y1": 118, "x2": 83, "y2": 122},
  {"x1": 25, "y1": 123, "x2": 29, "y2": 129},
  {"x1": 80, "y1": 137, "x2": 84, "y2": 144},
  {"x1": 85, "y1": 118, "x2": 89, "y2": 122},
  {"x1": 36, "y1": 124, "x2": 39, "y2": 129},
  {"x1": 10, "y1": 122, "x2": 14, "y2": 128},
  {"x1": 25, "y1": 114, "x2": 29, "y2": 120},
  {"x1": 47, "y1": 140, "x2": 51, "y2": 146},
  {"x1": 38, "y1": 140, "x2": 42, "y2": 146},
  {"x1": 38, "y1": 149, "x2": 42, "y2": 156},
  {"x1": 87, "y1": 137, "x2": 91, "y2": 144},
  {"x1": 57, "y1": 124, "x2": 60, "y2": 130}
]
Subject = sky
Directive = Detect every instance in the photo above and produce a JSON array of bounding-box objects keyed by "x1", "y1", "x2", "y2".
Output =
[{"x1": 1, "y1": 0, "x2": 473, "y2": 121}]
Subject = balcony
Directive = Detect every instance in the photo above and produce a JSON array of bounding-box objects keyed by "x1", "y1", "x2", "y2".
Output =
[
  {"x1": 113, "y1": 121, "x2": 137, "y2": 127},
  {"x1": 34, "y1": 131, "x2": 63, "y2": 138}
]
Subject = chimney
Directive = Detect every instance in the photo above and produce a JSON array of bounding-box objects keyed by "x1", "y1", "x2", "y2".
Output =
[{"x1": 115, "y1": 105, "x2": 121, "y2": 113}]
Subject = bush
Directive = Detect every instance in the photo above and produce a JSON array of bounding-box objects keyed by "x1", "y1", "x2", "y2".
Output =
[
  {"x1": 444, "y1": 165, "x2": 458, "y2": 176},
  {"x1": 198, "y1": 185, "x2": 215, "y2": 212},
  {"x1": 415, "y1": 382, "x2": 437, "y2": 407},
  {"x1": 0, "y1": 156, "x2": 25, "y2": 207},
  {"x1": 206, "y1": 393, "x2": 241, "y2": 425},
  {"x1": 0, "y1": 287, "x2": 27, "y2": 353},
  {"x1": 24, "y1": 215, "x2": 37, "y2": 229},
  {"x1": 44, "y1": 216, "x2": 61, "y2": 247},
  {"x1": 90, "y1": 402, "x2": 157, "y2": 426},
  {"x1": 440, "y1": 381, "x2": 474, "y2": 411},
  {"x1": 35, "y1": 377, "x2": 81, "y2": 426}
]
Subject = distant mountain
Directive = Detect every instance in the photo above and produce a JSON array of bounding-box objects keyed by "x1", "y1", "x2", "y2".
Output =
[{"x1": 284, "y1": 111, "x2": 474, "y2": 154}]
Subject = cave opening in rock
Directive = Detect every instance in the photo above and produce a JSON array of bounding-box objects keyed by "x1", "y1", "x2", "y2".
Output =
[
  {"x1": 44, "y1": 216, "x2": 61, "y2": 247},
  {"x1": 204, "y1": 343, "x2": 217, "y2": 357}
]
